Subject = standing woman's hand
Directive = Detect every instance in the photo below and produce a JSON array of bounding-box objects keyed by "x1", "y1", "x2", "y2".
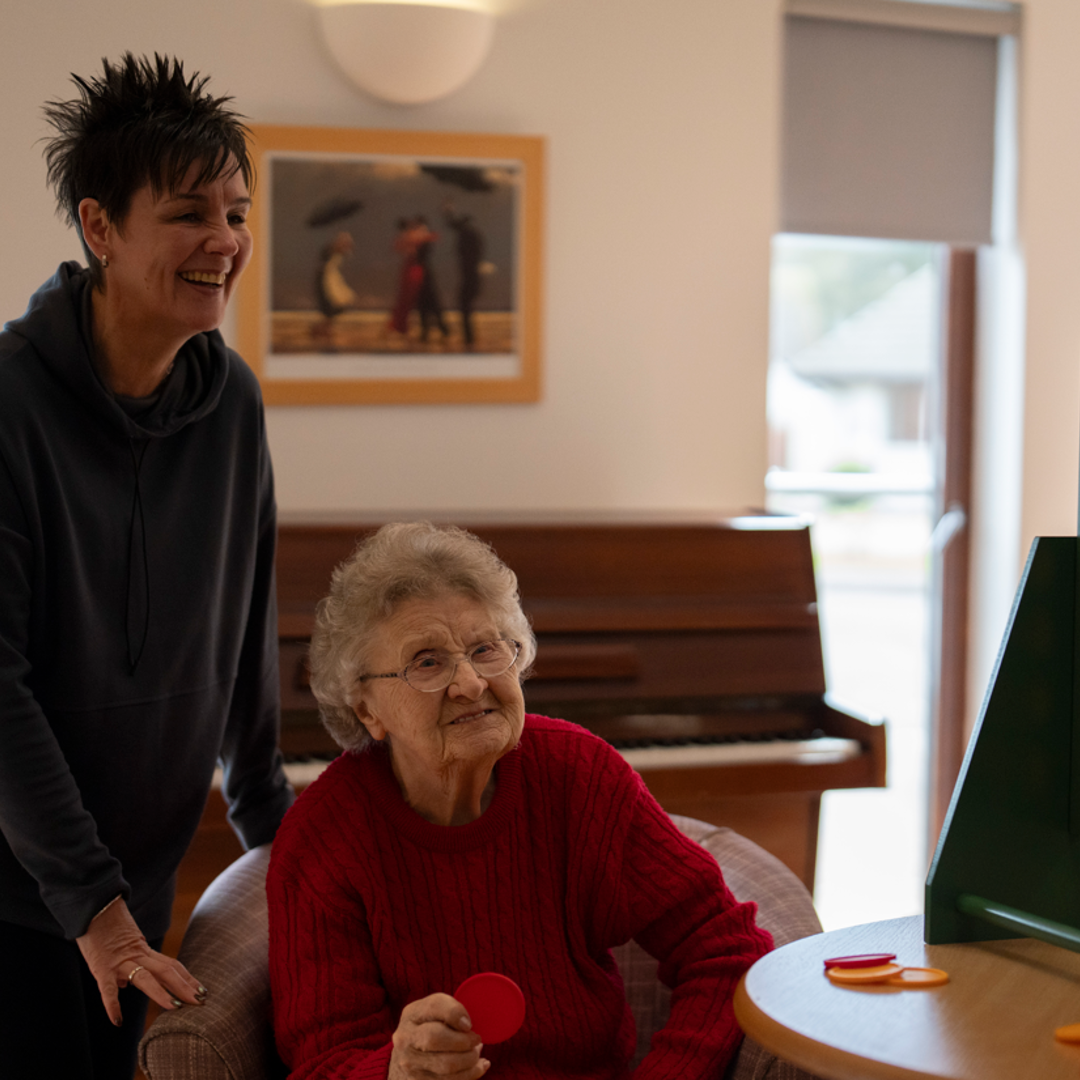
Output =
[
  {"x1": 389, "y1": 993, "x2": 489, "y2": 1080},
  {"x1": 75, "y1": 896, "x2": 206, "y2": 1026}
]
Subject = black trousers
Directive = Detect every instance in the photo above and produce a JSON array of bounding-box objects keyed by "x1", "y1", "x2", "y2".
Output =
[{"x1": 0, "y1": 920, "x2": 158, "y2": 1079}]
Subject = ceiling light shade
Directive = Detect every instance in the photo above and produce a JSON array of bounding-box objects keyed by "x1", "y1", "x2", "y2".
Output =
[{"x1": 317, "y1": 2, "x2": 496, "y2": 106}]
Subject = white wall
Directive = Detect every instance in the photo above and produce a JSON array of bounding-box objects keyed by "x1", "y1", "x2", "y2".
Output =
[
  {"x1": 2, "y1": 0, "x2": 1078, "y2": 543},
  {"x1": 1015, "y1": 0, "x2": 1080, "y2": 546},
  {"x1": 0, "y1": 0, "x2": 781, "y2": 519},
  {"x1": 962, "y1": 0, "x2": 1080, "y2": 735}
]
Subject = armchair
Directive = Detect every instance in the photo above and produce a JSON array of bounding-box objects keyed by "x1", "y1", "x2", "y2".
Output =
[{"x1": 139, "y1": 815, "x2": 823, "y2": 1080}]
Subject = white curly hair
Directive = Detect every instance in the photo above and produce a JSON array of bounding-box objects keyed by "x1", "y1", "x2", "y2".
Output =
[{"x1": 308, "y1": 522, "x2": 537, "y2": 751}]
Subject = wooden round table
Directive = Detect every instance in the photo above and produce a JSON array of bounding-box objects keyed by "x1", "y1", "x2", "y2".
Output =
[{"x1": 733, "y1": 914, "x2": 1080, "y2": 1080}]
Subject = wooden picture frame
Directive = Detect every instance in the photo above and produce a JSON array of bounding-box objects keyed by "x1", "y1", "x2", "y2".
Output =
[{"x1": 236, "y1": 125, "x2": 544, "y2": 404}]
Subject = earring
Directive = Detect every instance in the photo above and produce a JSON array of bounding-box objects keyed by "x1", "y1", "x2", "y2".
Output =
[{"x1": 101, "y1": 255, "x2": 109, "y2": 269}]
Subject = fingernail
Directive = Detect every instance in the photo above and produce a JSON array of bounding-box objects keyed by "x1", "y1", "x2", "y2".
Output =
[
  {"x1": 170, "y1": 998, "x2": 184, "y2": 1009},
  {"x1": 480, "y1": 1060, "x2": 491, "y2": 1073},
  {"x1": 458, "y1": 1015, "x2": 472, "y2": 1031},
  {"x1": 197, "y1": 985, "x2": 208, "y2": 996},
  {"x1": 113, "y1": 1018, "x2": 123, "y2": 1028}
]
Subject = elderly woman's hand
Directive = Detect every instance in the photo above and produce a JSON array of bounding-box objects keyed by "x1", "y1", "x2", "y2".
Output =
[
  {"x1": 389, "y1": 993, "x2": 490, "y2": 1080},
  {"x1": 76, "y1": 896, "x2": 206, "y2": 1026}
]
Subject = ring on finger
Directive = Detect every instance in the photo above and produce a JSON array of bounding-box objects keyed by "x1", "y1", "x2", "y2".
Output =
[{"x1": 126, "y1": 965, "x2": 145, "y2": 984}]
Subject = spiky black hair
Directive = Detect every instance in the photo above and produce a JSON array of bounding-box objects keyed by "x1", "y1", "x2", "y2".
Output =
[{"x1": 42, "y1": 53, "x2": 254, "y2": 286}]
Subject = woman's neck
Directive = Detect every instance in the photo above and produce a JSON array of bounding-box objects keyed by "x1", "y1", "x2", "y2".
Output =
[
  {"x1": 389, "y1": 750, "x2": 498, "y2": 827},
  {"x1": 90, "y1": 287, "x2": 180, "y2": 398}
]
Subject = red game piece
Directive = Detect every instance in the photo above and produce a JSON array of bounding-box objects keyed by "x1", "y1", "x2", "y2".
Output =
[
  {"x1": 454, "y1": 972, "x2": 526, "y2": 1044},
  {"x1": 823, "y1": 952, "x2": 897, "y2": 970}
]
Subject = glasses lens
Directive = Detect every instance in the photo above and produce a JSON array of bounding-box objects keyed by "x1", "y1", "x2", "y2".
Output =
[
  {"x1": 470, "y1": 640, "x2": 518, "y2": 677},
  {"x1": 403, "y1": 654, "x2": 451, "y2": 690}
]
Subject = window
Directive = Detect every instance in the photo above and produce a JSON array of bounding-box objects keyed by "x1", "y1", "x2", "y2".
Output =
[{"x1": 767, "y1": 233, "x2": 944, "y2": 928}]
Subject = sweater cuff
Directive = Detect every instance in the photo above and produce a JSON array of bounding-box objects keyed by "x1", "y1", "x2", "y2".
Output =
[
  {"x1": 229, "y1": 781, "x2": 295, "y2": 851},
  {"x1": 355, "y1": 1041, "x2": 393, "y2": 1080},
  {"x1": 60, "y1": 875, "x2": 132, "y2": 940}
]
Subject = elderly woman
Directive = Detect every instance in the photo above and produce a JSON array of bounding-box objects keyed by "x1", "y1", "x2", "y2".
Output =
[
  {"x1": 268, "y1": 522, "x2": 772, "y2": 1080},
  {"x1": 0, "y1": 55, "x2": 292, "y2": 1075}
]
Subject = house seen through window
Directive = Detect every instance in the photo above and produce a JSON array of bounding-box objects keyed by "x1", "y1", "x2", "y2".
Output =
[{"x1": 766, "y1": 233, "x2": 944, "y2": 929}]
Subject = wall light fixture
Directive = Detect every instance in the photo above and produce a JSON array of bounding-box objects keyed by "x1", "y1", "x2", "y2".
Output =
[{"x1": 315, "y1": 0, "x2": 496, "y2": 106}]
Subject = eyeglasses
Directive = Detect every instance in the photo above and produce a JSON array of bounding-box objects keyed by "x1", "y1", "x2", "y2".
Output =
[{"x1": 357, "y1": 639, "x2": 522, "y2": 693}]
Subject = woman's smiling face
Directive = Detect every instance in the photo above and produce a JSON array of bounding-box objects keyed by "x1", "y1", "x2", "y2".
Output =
[
  {"x1": 353, "y1": 593, "x2": 526, "y2": 797},
  {"x1": 95, "y1": 158, "x2": 252, "y2": 345}
]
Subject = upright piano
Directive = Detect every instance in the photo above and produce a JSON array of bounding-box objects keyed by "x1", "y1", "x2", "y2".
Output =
[{"x1": 274, "y1": 513, "x2": 886, "y2": 891}]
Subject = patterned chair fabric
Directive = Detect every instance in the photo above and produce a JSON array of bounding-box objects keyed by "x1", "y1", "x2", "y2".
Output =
[{"x1": 139, "y1": 816, "x2": 824, "y2": 1080}]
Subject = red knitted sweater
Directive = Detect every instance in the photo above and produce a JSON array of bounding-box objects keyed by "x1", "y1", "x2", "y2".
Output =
[{"x1": 267, "y1": 715, "x2": 772, "y2": 1079}]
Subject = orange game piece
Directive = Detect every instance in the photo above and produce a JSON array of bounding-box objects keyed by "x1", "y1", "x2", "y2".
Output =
[
  {"x1": 1053, "y1": 1022, "x2": 1080, "y2": 1043},
  {"x1": 825, "y1": 963, "x2": 904, "y2": 985},
  {"x1": 883, "y1": 967, "x2": 949, "y2": 989}
]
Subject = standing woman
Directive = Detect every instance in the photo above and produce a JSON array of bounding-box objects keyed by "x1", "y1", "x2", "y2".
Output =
[{"x1": 0, "y1": 55, "x2": 293, "y2": 1076}]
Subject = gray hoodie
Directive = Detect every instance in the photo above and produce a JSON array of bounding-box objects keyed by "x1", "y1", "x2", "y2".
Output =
[{"x1": 0, "y1": 262, "x2": 293, "y2": 940}]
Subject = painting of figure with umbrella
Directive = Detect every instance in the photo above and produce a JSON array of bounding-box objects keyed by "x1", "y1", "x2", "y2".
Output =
[{"x1": 237, "y1": 127, "x2": 544, "y2": 404}]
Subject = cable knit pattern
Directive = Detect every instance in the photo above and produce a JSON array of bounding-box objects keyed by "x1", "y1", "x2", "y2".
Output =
[{"x1": 267, "y1": 716, "x2": 773, "y2": 1080}]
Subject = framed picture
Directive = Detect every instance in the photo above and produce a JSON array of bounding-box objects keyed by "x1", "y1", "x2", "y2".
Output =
[{"x1": 236, "y1": 125, "x2": 544, "y2": 405}]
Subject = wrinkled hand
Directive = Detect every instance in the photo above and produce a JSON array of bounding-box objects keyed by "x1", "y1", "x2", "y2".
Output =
[
  {"x1": 389, "y1": 993, "x2": 489, "y2": 1080},
  {"x1": 75, "y1": 897, "x2": 206, "y2": 1026}
]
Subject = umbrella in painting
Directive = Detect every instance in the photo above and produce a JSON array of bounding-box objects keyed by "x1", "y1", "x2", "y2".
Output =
[
  {"x1": 306, "y1": 195, "x2": 365, "y2": 228},
  {"x1": 420, "y1": 165, "x2": 494, "y2": 193}
]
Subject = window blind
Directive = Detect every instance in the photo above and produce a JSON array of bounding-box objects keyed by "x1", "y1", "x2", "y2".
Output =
[{"x1": 781, "y1": 10, "x2": 1006, "y2": 244}]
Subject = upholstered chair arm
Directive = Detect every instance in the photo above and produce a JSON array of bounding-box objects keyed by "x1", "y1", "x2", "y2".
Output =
[{"x1": 138, "y1": 845, "x2": 284, "y2": 1080}]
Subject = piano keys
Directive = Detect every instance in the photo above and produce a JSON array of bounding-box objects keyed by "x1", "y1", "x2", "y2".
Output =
[{"x1": 271, "y1": 738, "x2": 862, "y2": 792}]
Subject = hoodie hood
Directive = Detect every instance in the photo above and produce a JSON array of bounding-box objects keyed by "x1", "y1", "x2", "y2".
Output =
[{"x1": 3, "y1": 261, "x2": 228, "y2": 440}]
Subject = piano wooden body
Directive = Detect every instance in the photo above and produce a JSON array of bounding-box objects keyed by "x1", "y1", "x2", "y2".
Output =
[
  {"x1": 274, "y1": 515, "x2": 886, "y2": 891},
  {"x1": 165, "y1": 513, "x2": 885, "y2": 958}
]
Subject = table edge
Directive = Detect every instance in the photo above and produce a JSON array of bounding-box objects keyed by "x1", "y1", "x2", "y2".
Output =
[{"x1": 733, "y1": 973, "x2": 951, "y2": 1080}]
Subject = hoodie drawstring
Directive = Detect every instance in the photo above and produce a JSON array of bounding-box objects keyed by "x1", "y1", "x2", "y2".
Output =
[{"x1": 126, "y1": 439, "x2": 151, "y2": 673}]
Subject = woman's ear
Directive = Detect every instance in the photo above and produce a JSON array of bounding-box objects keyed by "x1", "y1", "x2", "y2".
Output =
[
  {"x1": 352, "y1": 699, "x2": 387, "y2": 742},
  {"x1": 78, "y1": 198, "x2": 111, "y2": 263}
]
